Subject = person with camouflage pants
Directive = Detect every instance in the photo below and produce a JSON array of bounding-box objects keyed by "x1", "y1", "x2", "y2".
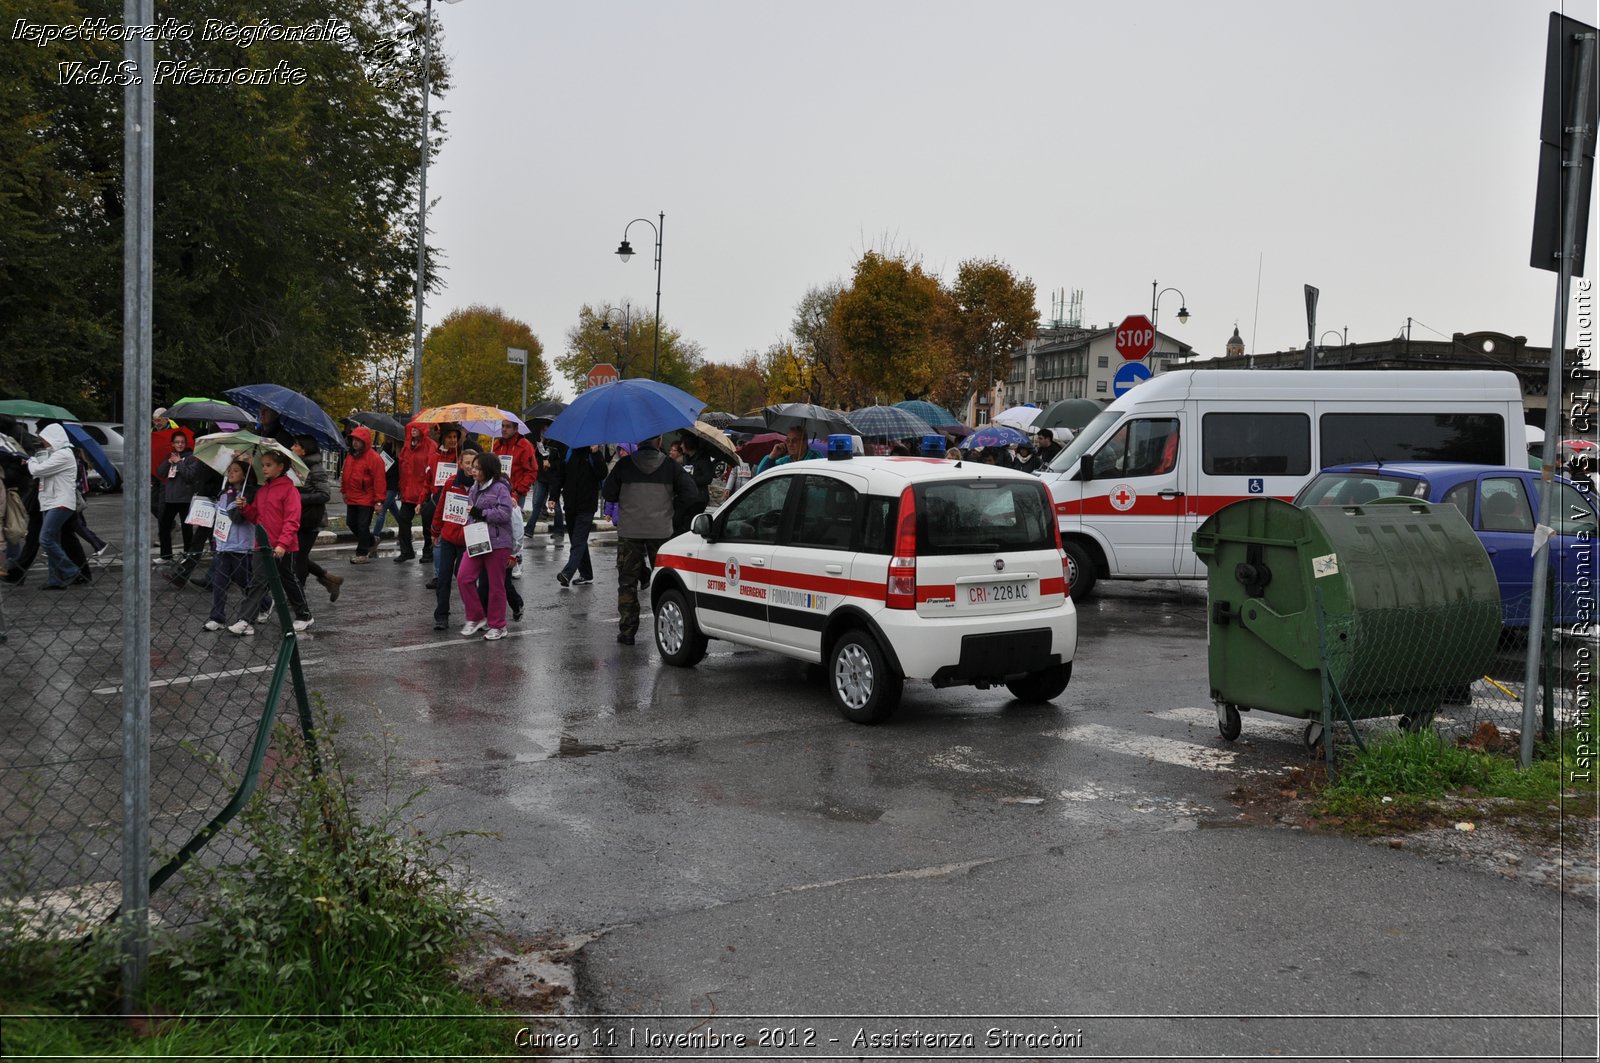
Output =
[{"x1": 601, "y1": 436, "x2": 699, "y2": 646}]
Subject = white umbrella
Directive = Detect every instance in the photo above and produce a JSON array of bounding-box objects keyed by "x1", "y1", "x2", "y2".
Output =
[{"x1": 991, "y1": 405, "x2": 1043, "y2": 432}]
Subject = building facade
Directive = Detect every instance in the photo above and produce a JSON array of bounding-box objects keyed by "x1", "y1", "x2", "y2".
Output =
[{"x1": 997, "y1": 324, "x2": 1193, "y2": 411}]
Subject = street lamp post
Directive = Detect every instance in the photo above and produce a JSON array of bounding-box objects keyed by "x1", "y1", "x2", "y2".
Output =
[
  {"x1": 1150, "y1": 281, "x2": 1190, "y2": 365},
  {"x1": 600, "y1": 305, "x2": 632, "y2": 375},
  {"x1": 1318, "y1": 328, "x2": 1348, "y2": 364},
  {"x1": 614, "y1": 212, "x2": 664, "y2": 380},
  {"x1": 411, "y1": 0, "x2": 463, "y2": 414}
]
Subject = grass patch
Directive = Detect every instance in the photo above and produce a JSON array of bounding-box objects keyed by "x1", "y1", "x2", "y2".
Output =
[
  {"x1": 1, "y1": 712, "x2": 525, "y2": 1059},
  {"x1": 1315, "y1": 726, "x2": 1598, "y2": 824}
]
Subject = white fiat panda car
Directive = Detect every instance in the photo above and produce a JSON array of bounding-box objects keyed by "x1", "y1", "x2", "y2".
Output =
[{"x1": 651, "y1": 449, "x2": 1078, "y2": 723}]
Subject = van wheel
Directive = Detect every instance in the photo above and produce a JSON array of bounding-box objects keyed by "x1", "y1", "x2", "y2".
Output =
[
  {"x1": 1005, "y1": 663, "x2": 1072, "y2": 702},
  {"x1": 654, "y1": 589, "x2": 707, "y2": 667},
  {"x1": 1062, "y1": 542, "x2": 1096, "y2": 601},
  {"x1": 828, "y1": 629, "x2": 903, "y2": 724}
]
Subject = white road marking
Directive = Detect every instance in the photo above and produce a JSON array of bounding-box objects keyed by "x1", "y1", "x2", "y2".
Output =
[
  {"x1": 384, "y1": 629, "x2": 547, "y2": 653},
  {"x1": 1044, "y1": 722, "x2": 1240, "y2": 772},
  {"x1": 93, "y1": 659, "x2": 323, "y2": 695}
]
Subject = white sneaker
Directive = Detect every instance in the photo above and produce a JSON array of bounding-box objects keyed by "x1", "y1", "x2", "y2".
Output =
[
  {"x1": 460, "y1": 619, "x2": 487, "y2": 637},
  {"x1": 511, "y1": 561, "x2": 523, "y2": 580},
  {"x1": 570, "y1": 575, "x2": 593, "y2": 585},
  {"x1": 228, "y1": 620, "x2": 255, "y2": 637},
  {"x1": 203, "y1": 620, "x2": 224, "y2": 631},
  {"x1": 483, "y1": 627, "x2": 506, "y2": 641},
  {"x1": 293, "y1": 618, "x2": 314, "y2": 632}
]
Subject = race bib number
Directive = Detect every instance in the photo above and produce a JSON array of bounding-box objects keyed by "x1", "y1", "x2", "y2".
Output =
[
  {"x1": 212, "y1": 510, "x2": 233, "y2": 543},
  {"x1": 185, "y1": 497, "x2": 217, "y2": 527},
  {"x1": 381, "y1": 451, "x2": 395, "y2": 471},
  {"x1": 501, "y1": 455, "x2": 513, "y2": 483},
  {"x1": 463, "y1": 520, "x2": 492, "y2": 557},
  {"x1": 443, "y1": 493, "x2": 470, "y2": 525},
  {"x1": 434, "y1": 462, "x2": 457, "y2": 487}
]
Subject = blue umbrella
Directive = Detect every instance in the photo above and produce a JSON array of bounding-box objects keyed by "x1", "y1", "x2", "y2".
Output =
[
  {"x1": 543, "y1": 378, "x2": 705, "y2": 448},
  {"x1": 62, "y1": 422, "x2": 119, "y2": 487},
  {"x1": 224, "y1": 383, "x2": 346, "y2": 452},
  {"x1": 846, "y1": 405, "x2": 935, "y2": 439},
  {"x1": 960, "y1": 424, "x2": 1029, "y2": 450},
  {"x1": 895, "y1": 400, "x2": 960, "y2": 428}
]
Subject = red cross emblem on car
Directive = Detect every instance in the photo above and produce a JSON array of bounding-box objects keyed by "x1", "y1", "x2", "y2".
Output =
[
  {"x1": 726, "y1": 557, "x2": 740, "y2": 587},
  {"x1": 1110, "y1": 484, "x2": 1137, "y2": 512}
]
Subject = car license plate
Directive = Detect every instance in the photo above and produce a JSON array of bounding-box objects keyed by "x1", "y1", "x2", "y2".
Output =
[{"x1": 965, "y1": 580, "x2": 1030, "y2": 607}]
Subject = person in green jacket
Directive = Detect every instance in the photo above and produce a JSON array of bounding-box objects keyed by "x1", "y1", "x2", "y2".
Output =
[{"x1": 754, "y1": 426, "x2": 820, "y2": 475}]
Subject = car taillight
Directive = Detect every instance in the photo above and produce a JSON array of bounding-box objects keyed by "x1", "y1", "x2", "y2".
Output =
[{"x1": 886, "y1": 485, "x2": 917, "y2": 609}]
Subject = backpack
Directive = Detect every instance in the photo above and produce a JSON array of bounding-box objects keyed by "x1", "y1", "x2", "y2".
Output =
[{"x1": 2, "y1": 487, "x2": 26, "y2": 546}]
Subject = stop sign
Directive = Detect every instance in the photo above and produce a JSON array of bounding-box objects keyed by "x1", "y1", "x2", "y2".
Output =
[
  {"x1": 586, "y1": 363, "x2": 619, "y2": 388},
  {"x1": 1114, "y1": 314, "x2": 1156, "y2": 361}
]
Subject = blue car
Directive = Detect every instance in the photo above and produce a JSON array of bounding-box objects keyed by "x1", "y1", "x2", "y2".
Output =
[{"x1": 1294, "y1": 462, "x2": 1597, "y2": 628}]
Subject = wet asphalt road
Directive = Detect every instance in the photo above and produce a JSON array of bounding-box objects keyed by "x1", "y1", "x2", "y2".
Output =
[{"x1": 59, "y1": 496, "x2": 1600, "y2": 1057}]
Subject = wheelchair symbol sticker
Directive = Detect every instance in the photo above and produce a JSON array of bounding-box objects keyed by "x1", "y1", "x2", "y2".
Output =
[{"x1": 1248, "y1": 478, "x2": 1265, "y2": 494}]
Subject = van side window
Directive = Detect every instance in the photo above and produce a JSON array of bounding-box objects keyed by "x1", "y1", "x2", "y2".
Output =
[
  {"x1": 1320, "y1": 413, "x2": 1505, "y2": 466},
  {"x1": 1202, "y1": 413, "x2": 1310, "y2": 476},
  {"x1": 1093, "y1": 418, "x2": 1179, "y2": 479}
]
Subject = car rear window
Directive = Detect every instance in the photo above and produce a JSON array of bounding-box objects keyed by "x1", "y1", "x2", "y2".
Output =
[
  {"x1": 915, "y1": 481, "x2": 1055, "y2": 556},
  {"x1": 1295, "y1": 472, "x2": 1427, "y2": 506}
]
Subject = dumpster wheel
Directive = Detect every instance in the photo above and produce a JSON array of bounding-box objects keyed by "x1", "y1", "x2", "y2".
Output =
[
  {"x1": 1302, "y1": 722, "x2": 1324, "y2": 756},
  {"x1": 1398, "y1": 711, "x2": 1435, "y2": 734},
  {"x1": 1216, "y1": 703, "x2": 1241, "y2": 742}
]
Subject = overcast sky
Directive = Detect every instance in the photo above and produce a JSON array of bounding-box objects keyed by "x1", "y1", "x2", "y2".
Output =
[{"x1": 424, "y1": 0, "x2": 1595, "y2": 392}]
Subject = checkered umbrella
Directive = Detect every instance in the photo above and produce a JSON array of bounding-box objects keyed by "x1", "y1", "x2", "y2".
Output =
[
  {"x1": 845, "y1": 405, "x2": 935, "y2": 440},
  {"x1": 894, "y1": 400, "x2": 960, "y2": 428}
]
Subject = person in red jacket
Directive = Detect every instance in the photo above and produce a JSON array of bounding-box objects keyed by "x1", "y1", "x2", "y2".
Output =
[
  {"x1": 395, "y1": 423, "x2": 437, "y2": 564},
  {"x1": 491, "y1": 420, "x2": 538, "y2": 504},
  {"x1": 428, "y1": 448, "x2": 477, "y2": 630},
  {"x1": 340, "y1": 425, "x2": 386, "y2": 563},
  {"x1": 233, "y1": 449, "x2": 312, "y2": 635},
  {"x1": 421, "y1": 426, "x2": 461, "y2": 568},
  {"x1": 491, "y1": 420, "x2": 537, "y2": 579}
]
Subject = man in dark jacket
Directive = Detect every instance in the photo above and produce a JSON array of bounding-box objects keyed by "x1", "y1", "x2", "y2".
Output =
[
  {"x1": 556, "y1": 443, "x2": 607, "y2": 588},
  {"x1": 529, "y1": 431, "x2": 566, "y2": 545},
  {"x1": 600, "y1": 437, "x2": 698, "y2": 645},
  {"x1": 676, "y1": 436, "x2": 716, "y2": 534}
]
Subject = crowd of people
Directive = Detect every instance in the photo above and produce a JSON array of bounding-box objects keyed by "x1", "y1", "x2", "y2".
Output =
[{"x1": 3, "y1": 405, "x2": 1073, "y2": 646}]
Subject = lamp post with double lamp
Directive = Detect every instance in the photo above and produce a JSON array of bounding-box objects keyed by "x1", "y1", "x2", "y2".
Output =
[
  {"x1": 599, "y1": 305, "x2": 632, "y2": 376},
  {"x1": 411, "y1": 0, "x2": 464, "y2": 413},
  {"x1": 1150, "y1": 282, "x2": 1190, "y2": 368},
  {"x1": 614, "y1": 213, "x2": 664, "y2": 380}
]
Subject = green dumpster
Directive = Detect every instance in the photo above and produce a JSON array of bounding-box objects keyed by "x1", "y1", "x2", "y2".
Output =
[{"x1": 1192, "y1": 497, "x2": 1500, "y2": 749}]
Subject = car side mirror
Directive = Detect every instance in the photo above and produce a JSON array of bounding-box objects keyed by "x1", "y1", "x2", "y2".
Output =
[
  {"x1": 1077, "y1": 454, "x2": 1094, "y2": 482},
  {"x1": 691, "y1": 512, "x2": 715, "y2": 541}
]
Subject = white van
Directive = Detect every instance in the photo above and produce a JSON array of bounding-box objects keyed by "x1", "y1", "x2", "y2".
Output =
[{"x1": 1037, "y1": 369, "x2": 1527, "y2": 599}]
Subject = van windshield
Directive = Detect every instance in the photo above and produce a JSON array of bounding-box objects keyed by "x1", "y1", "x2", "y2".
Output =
[{"x1": 1044, "y1": 410, "x2": 1120, "y2": 474}]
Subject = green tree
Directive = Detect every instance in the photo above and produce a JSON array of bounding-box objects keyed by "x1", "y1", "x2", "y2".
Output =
[
  {"x1": 791, "y1": 283, "x2": 849, "y2": 406},
  {"x1": 420, "y1": 305, "x2": 548, "y2": 411},
  {"x1": 695, "y1": 356, "x2": 767, "y2": 414},
  {"x1": 944, "y1": 258, "x2": 1039, "y2": 413},
  {"x1": 556, "y1": 302, "x2": 704, "y2": 395},
  {"x1": 0, "y1": 0, "x2": 447, "y2": 416},
  {"x1": 831, "y1": 252, "x2": 955, "y2": 404}
]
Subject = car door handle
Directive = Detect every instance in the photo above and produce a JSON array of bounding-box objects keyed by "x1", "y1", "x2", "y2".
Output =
[
  {"x1": 825, "y1": 564, "x2": 844, "y2": 574},
  {"x1": 748, "y1": 557, "x2": 766, "y2": 566},
  {"x1": 1157, "y1": 489, "x2": 1184, "y2": 499}
]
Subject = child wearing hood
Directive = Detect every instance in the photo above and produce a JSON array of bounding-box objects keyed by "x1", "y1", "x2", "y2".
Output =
[
  {"x1": 205, "y1": 460, "x2": 256, "y2": 630},
  {"x1": 26, "y1": 423, "x2": 84, "y2": 589},
  {"x1": 233, "y1": 449, "x2": 312, "y2": 635},
  {"x1": 340, "y1": 425, "x2": 386, "y2": 563}
]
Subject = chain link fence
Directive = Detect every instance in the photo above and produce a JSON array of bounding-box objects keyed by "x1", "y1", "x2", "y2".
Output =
[
  {"x1": 1313, "y1": 587, "x2": 1595, "y2": 762},
  {"x1": 1, "y1": 519, "x2": 312, "y2": 946}
]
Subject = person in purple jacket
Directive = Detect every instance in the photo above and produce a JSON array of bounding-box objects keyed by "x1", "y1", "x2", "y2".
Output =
[{"x1": 454, "y1": 451, "x2": 515, "y2": 641}]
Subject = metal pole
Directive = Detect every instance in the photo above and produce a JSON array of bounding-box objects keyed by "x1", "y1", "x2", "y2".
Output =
[
  {"x1": 522, "y1": 359, "x2": 527, "y2": 414},
  {"x1": 120, "y1": 0, "x2": 154, "y2": 1015},
  {"x1": 1522, "y1": 28, "x2": 1595, "y2": 769},
  {"x1": 652, "y1": 211, "x2": 664, "y2": 380},
  {"x1": 411, "y1": 0, "x2": 433, "y2": 413}
]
